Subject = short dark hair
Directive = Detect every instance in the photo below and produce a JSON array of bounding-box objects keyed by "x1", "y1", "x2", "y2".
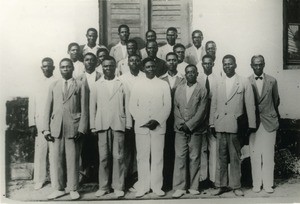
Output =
[
  {"x1": 127, "y1": 39, "x2": 138, "y2": 48},
  {"x1": 96, "y1": 48, "x2": 109, "y2": 56},
  {"x1": 83, "y1": 52, "x2": 97, "y2": 60},
  {"x1": 192, "y1": 30, "x2": 203, "y2": 37},
  {"x1": 145, "y1": 30, "x2": 156, "y2": 38},
  {"x1": 102, "y1": 56, "x2": 116, "y2": 64},
  {"x1": 86, "y1": 28, "x2": 98, "y2": 35},
  {"x1": 251, "y1": 55, "x2": 265, "y2": 64},
  {"x1": 146, "y1": 40, "x2": 158, "y2": 48},
  {"x1": 166, "y1": 52, "x2": 178, "y2": 60},
  {"x1": 173, "y1": 43, "x2": 186, "y2": 51},
  {"x1": 202, "y1": 54, "x2": 214, "y2": 61},
  {"x1": 142, "y1": 57, "x2": 155, "y2": 67},
  {"x1": 68, "y1": 42, "x2": 80, "y2": 52},
  {"x1": 60, "y1": 58, "x2": 74, "y2": 67},
  {"x1": 222, "y1": 54, "x2": 236, "y2": 64},
  {"x1": 42, "y1": 57, "x2": 54, "y2": 65},
  {"x1": 185, "y1": 64, "x2": 198, "y2": 72},
  {"x1": 167, "y1": 27, "x2": 178, "y2": 33},
  {"x1": 118, "y1": 24, "x2": 130, "y2": 33}
]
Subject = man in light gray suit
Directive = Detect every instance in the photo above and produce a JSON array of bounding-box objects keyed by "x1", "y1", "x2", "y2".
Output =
[
  {"x1": 248, "y1": 55, "x2": 280, "y2": 194},
  {"x1": 210, "y1": 55, "x2": 256, "y2": 196},
  {"x1": 172, "y1": 64, "x2": 208, "y2": 198},
  {"x1": 43, "y1": 58, "x2": 89, "y2": 200}
]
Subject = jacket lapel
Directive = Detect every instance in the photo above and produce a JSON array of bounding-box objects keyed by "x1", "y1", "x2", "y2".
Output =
[
  {"x1": 187, "y1": 83, "x2": 201, "y2": 106},
  {"x1": 226, "y1": 76, "x2": 239, "y2": 102},
  {"x1": 250, "y1": 75, "x2": 260, "y2": 97},
  {"x1": 109, "y1": 80, "x2": 121, "y2": 100},
  {"x1": 259, "y1": 74, "x2": 269, "y2": 102},
  {"x1": 64, "y1": 79, "x2": 76, "y2": 103}
]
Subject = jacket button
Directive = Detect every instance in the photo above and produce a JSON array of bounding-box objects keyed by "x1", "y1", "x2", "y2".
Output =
[
  {"x1": 225, "y1": 113, "x2": 227, "y2": 115},
  {"x1": 225, "y1": 102, "x2": 227, "y2": 105}
]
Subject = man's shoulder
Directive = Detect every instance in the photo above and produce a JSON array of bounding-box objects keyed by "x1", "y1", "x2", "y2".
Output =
[{"x1": 264, "y1": 73, "x2": 277, "y2": 82}]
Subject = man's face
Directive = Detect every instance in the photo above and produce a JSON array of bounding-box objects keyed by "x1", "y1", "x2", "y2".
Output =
[
  {"x1": 68, "y1": 45, "x2": 80, "y2": 61},
  {"x1": 174, "y1": 47, "x2": 185, "y2": 62},
  {"x1": 144, "y1": 61, "x2": 156, "y2": 79},
  {"x1": 251, "y1": 57, "x2": 265, "y2": 76},
  {"x1": 146, "y1": 31, "x2": 156, "y2": 41},
  {"x1": 84, "y1": 54, "x2": 97, "y2": 73},
  {"x1": 41, "y1": 61, "x2": 55, "y2": 78},
  {"x1": 128, "y1": 56, "x2": 141, "y2": 72},
  {"x1": 206, "y1": 43, "x2": 216, "y2": 57},
  {"x1": 119, "y1": 27, "x2": 130, "y2": 42},
  {"x1": 127, "y1": 42, "x2": 136, "y2": 56},
  {"x1": 60, "y1": 60, "x2": 74, "y2": 80},
  {"x1": 166, "y1": 54, "x2": 178, "y2": 72},
  {"x1": 185, "y1": 66, "x2": 198, "y2": 84},
  {"x1": 102, "y1": 59, "x2": 116, "y2": 78},
  {"x1": 223, "y1": 58, "x2": 236, "y2": 78},
  {"x1": 166, "y1": 30, "x2": 177, "y2": 45},
  {"x1": 146, "y1": 41, "x2": 158, "y2": 58},
  {"x1": 202, "y1": 57, "x2": 214, "y2": 75},
  {"x1": 86, "y1": 30, "x2": 98, "y2": 45},
  {"x1": 192, "y1": 32, "x2": 203, "y2": 48},
  {"x1": 97, "y1": 51, "x2": 108, "y2": 64}
]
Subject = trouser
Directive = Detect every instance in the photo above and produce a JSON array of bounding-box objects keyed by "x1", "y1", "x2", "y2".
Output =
[
  {"x1": 34, "y1": 131, "x2": 54, "y2": 184},
  {"x1": 124, "y1": 127, "x2": 137, "y2": 188},
  {"x1": 173, "y1": 131, "x2": 203, "y2": 190},
  {"x1": 207, "y1": 130, "x2": 219, "y2": 183},
  {"x1": 98, "y1": 129, "x2": 125, "y2": 191},
  {"x1": 199, "y1": 136, "x2": 208, "y2": 181},
  {"x1": 135, "y1": 132, "x2": 165, "y2": 193},
  {"x1": 249, "y1": 123, "x2": 276, "y2": 189},
  {"x1": 51, "y1": 135, "x2": 82, "y2": 191},
  {"x1": 163, "y1": 125, "x2": 175, "y2": 190},
  {"x1": 216, "y1": 132, "x2": 241, "y2": 189}
]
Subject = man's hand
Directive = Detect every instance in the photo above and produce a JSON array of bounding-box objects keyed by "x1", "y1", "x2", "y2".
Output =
[
  {"x1": 29, "y1": 126, "x2": 37, "y2": 137},
  {"x1": 210, "y1": 127, "x2": 216, "y2": 138},
  {"x1": 44, "y1": 133, "x2": 54, "y2": 142},
  {"x1": 91, "y1": 128, "x2": 98, "y2": 137},
  {"x1": 148, "y1": 120, "x2": 159, "y2": 130},
  {"x1": 246, "y1": 128, "x2": 256, "y2": 136},
  {"x1": 74, "y1": 132, "x2": 84, "y2": 142},
  {"x1": 179, "y1": 123, "x2": 191, "y2": 134}
]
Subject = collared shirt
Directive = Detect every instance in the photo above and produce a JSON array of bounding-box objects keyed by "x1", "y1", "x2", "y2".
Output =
[
  {"x1": 73, "y1": 60, "x2": 85, "y2": 79},
  {"x1": 96, "y1": 64, "x2": 103, "y2": 74},
  {"x1": 177, "y1": 61, "x2": 189, "y2": 76},
  {"x1": 119, "y1": 71, "x2": 145, "y2": 92},
  {"x1": 255, "y1": 73, "x2": 264, "y2": 96},
  {"x1": 85, "y1": 71, "x2": 97, "y2": 92},
  {"x1": 186, "y1": 83, "x2": 197, "y2": 103},
  {"x1": 102, "y1": 77, "x2": 117, "y2": 96},
  {"x1": 225, "y1": 74, "x2": 236, "y2": 99},
  {"x1": 158, "y1": 43, "x2": 174, "y2": 60},
  {"x1": 167, "y1": 72, "x2": 182, "y2": 89},
  {"x1": 193, "y1": 45, "x2": 204, "y2": 62},
  {"x1": 117, "y1": 42, "x2": 127, "y2": 59},
  {"x1": 62, "y1": 78, "x2": 73, "y2": 93},
  {"x1": 82, "y1": 44, "x2": 107, "y2": 56}
]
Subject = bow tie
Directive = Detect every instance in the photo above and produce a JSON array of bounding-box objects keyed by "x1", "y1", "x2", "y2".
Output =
[{"x1": 255, "y1": 76, "x2": 263, "y2": 80}]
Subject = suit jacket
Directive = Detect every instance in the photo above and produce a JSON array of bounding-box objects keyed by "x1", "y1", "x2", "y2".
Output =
[
  {"x1": 174, "y1": 82, "x2": 208, "y2": 133},
  {"x1": 43, "y1": 78, "x2": 89, "y2": 138},
  {"x1": 90, "y1": 77, "x2": 132, "y2": 131},
  {"x1": 77, "y1": 71, "x2": 102, "y2": 91},
  {"x1": 185, "y1": 45, "x2": 206, "y2": 65},
  {"x1": 160, "y1": 73, "x2": 185, "y2": 97},
  {"x1": 248, "y1": 74, "x2": 280, "y2": 132},
  {"x1": 157, "y1": 43, "x2": 174, "y2": 60},
  {"x1": 129, "y1": 77, "x2": 171, "y2": 134},
  {"x1": 109, "y1": 43, "x2": 126, "y2": 64},
  {"x1": 209, "y1": 74, "x2": 256, "y2": 133}
]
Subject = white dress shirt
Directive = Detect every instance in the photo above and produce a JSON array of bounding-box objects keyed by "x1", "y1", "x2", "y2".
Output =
[
  {"x1": 73, "y1": 60, "x2": 85, "y2": 79},
  {"x1": 167, "y1": 72, "x2": 182, "y2": 89},
  {"x1": 225, "y1": 74, "x2": 237, "y2": 99},
  {"x1": 254, "y1": 73, "x2": 264, "y2": 96},
  {"x1": 116, "y1": 42, "x2": 127, "y2": 59},
  {"x1": 193, "y1": 45, "x2": 204, "y2": 62},
  {"x1": 82, "y1": 44, "x2": 107, "y2": 56},
  {"x1": 85, "y1": 71, "x2": 97, "y2": 93},
  {"x1": 117, "y1": 58, "x2": 130, "y2": 74},
  {"x1": 62, "y1": 78, "x2": 73, "y2": 94},
  {"x1": 177, "y1": 61, "x2": 189, "y2": 76},
  {"x1": 119, "y1": 71, "x2": 145, "y2": 92},
  {"x1": 186, "y1": 83, "x2": 197, "y2": 103},
  {"x1": 158, "y1": 43, "x2": 174, "y2": 60}
]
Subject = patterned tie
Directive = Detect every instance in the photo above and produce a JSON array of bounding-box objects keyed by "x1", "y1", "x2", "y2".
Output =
[
  {"x1": 64, "y1": 80, "x2": 68, "y2": 100},
  {"x1": 205, "y1": 76, "x2": 210, "y2": 95}
]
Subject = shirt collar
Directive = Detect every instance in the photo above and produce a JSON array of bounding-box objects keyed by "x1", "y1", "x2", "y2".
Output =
[
  {"x1": 193, "y1": 44, "x2": 202, "y2": 50},
  {"x1": 225, "y1": 74, "x2": 236, "y2": 81}
]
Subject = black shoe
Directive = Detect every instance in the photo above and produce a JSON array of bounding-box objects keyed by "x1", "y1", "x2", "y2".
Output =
[{"x1": 213, "y1": 187, "x2": 231, "y2": 196}]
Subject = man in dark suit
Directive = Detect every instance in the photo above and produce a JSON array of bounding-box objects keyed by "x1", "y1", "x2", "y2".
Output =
[
  {"x1": 145, "y1": 40, "x2": 167, "y2": 77},
  {"x1": 43, "y1": 58, "x2": 89, "y2": 200},
  {"x1": 248, "y1": 55, "x2": 280, "y2": 194},
  {"x1": 77, "y1": 53, "x2": 101, "y2": 184}
]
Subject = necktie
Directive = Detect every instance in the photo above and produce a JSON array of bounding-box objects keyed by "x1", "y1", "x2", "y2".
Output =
[
  {"x1": 255, "y1": 76, "x2": 263, "y2": 80},
  {"x1": 64, "y1": 80, "x2": 68, "y2": 100},
  {"x1": 205, "y1": 76, "x2": 210, "y2": 95}
]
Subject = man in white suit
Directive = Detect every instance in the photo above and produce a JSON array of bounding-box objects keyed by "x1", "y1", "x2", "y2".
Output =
[
  {"x1": 157, "y1": 27, "x2": 178, "y2": 60},
  {"x1": 248, "y1": 55, "x2": 280, "y2": 193},
  {"x1": 28, "y1": 57, "x2": 56, "y2": 190},
  {"x1": 129, "y1": 57, "x2": 171, "y2": 198},
  {"x1": 185, "y1": 30, "x2": 205, "y2": 66},
  {"x1": 43, "y1": 58, "x2": 89, "y2": 200},
  {"x1": 90, "y1": 56, "x2": 132, "y2": 198},
  {"x1": 209, "y1": 55, "x2": 256, "y2": 196}
]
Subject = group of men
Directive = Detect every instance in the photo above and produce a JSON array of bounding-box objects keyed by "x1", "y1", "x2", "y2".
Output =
[{"x1": 28, "y1": 25, "x2": 280, "y2": 200}]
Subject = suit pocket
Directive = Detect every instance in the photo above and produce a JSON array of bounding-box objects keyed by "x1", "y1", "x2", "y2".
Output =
[{"x1": 72, "y1": 113, "x2": 81, "y2": 122}]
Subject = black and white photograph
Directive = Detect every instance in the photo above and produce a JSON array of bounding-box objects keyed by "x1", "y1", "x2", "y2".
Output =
[{"x1": 0, "y1": 0, "x2": 300, "y2": 203}]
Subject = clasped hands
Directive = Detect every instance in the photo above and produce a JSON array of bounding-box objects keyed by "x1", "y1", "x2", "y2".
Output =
[
  {"x1": 44, "y1": 132, "x2": 84, "y2": 142},
  {"x1": 179, "y1": 123, "x2": 192, "y2": 134},
  {"x1": 141, "y1": 120, "x2": 159, "y2": 130}
]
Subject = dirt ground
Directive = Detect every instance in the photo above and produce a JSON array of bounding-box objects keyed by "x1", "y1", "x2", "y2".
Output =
[{"x1": 3, "y1": 175, "x2": 300, "y2": 203}]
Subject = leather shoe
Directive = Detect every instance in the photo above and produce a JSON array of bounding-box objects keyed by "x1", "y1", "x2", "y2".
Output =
[
  {"x1": 188, "y1": 189, "x2": 200, "y2": 195},
  {"x1": 47, "y1": 190, "x2": 66, "y2": 200},
  {"x1": 233, "y1": 188, "x2": 244, "y2": 196},
  {"x1": 264, "y1": 187, "x2": 274, "y2": 194},
  {"x1": 213, "y1": 187, "x2": 231, "y2": 196},
  {"x1": 95, "y1": 190, "x2": 108, "y2": 197},
  {"x1": 252, "y1": 186, "x2": 261, "y2": 193},
  {"x1": 172, "y1": 190, "x2": 186, "y2": 198},
  {"x1": 114, "y1": 190, "x2": 125, "y2": 197},
  {"x1": 135, "y1": 191, "x2": 147, "y2": 198},
  {"x1": 70, "y1": 191, "x2": 80, "y2": 200},
  {"x1": 153, "y1": 189, "x2": 165, "y2": 197}
]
